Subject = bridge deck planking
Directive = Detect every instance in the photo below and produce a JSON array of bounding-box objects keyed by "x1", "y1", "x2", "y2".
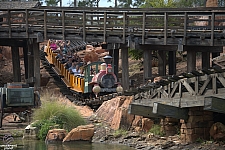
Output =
[{"x1": 0, "y1": 8, "x2": 225, "y2": 46}]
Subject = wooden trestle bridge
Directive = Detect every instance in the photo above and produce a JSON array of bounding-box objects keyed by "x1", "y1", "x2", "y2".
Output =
[{"x1": 1, "y1": 5, "x2": 225, "y2": 118}]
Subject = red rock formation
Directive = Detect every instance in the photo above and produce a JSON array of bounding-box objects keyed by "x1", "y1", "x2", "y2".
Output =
[
  {"x1": 83, "y1": 45, "x2": 107, "y2": 63},
  {"x1": 63, "y1": 124, "x2": 94, "y2": 142},
  {"x1": 95, "y1": 96, "x2": 154, "y2": 132},
  {"x1": 45, "y1": 129, "x2": 67, "y2": 142}
]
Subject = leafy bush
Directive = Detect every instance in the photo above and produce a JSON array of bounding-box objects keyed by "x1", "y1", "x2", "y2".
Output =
[
  {"x1": 149, "y1": 124, "x2": 164, "y2": 136},
  {"x1": 128, "y1": 48, "x2": 143, "y2": 61},
  {"x1": 113, "y1": 129, "x2": 128, "y2": 138},
  {"x1": 31, "y1": 93, "x2": 86, "y2": 140}
]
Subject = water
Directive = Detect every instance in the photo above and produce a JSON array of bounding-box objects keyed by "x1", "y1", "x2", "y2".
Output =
[{"x1": 2, "y1": 140, "x2": 134, "y2": 150}]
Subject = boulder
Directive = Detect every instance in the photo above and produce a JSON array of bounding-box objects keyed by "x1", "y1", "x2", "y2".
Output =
[
  {"x1": 45, "y1": 129, "x2": 67, "y2": 143},
  {"x1": 94, "y1": 96, "x2": 154, "y2": 132},
  {"x1": 111, "y1": 96, "x2": 134, "y2": 130},
  {"x1": 210, "y1": 122, "x2": 225, "y2": 141},
  {"x1": 142, "y1": 118, "x2": 154, "y2": 132},
  {"x1": 63, "y1": 124, "x2": 94, "y2": 142}
]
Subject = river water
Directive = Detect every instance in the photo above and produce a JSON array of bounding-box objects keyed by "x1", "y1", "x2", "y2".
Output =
[{"x1": 3, "y1": 140, "x2": 135, "y2": 150}]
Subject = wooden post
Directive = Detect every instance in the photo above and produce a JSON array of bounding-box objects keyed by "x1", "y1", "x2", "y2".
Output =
[
  {"x1": 83, "y1": 12, "x2": 86, "y2": 42},
  {"x1": 23, "y1": 45, "x2": 28, "y2": 80},
  {"x1": 202, "y1": 52, "x2": 210, "y2": 69},
  {"x1": 121, "y1": 45, "x2": 129, "y2": 91},
  {"x1": 158, "y1": 50, "x2": 166, "y2": 76},
  {"x1": 103, "y1": 12, "x2": 107, "y2": 42},
  {"x1": 44, "y1": 10, "x2": 47, "y2": 40},
  {"x1": 113, "y1": 49, "x2": 119, "y2": 78},
  {"x1": 187, "y1": 50, "x2": 196, "y2": 72},
  {"x1": 33, "y1": 39, "x2": 40, "y2": 90},
  {"x1": 123, "y1": 12, "x2": 126, "y2": 44},
  {"x1": 28, "y1": 39, "x2": 34, "y2": 86},
  {"x1": 143, "y1": 49, "x2": 152, "y2": 82},
  {"x1": 62, "y1": 10, "x2": 65, "y2": 40},
  {"x1": 164, "y1": 12, "x2": 168, "y2": 45},
  {"x1": 168, "y1": 51, "x2": 176, "y2": 75},
  {"x1": 11, "y1": 46, "x2": 21, "y2": 82}
]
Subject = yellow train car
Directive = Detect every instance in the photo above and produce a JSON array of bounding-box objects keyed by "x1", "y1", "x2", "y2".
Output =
[{"x1": 44, "y1": 40, "x2": 123, "y2": 104}]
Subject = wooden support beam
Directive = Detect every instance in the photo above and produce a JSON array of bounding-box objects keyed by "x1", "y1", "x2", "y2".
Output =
[
  {"x1": 183, "y1": 46, "x2": 223, "y2": 53},
  {"x1": 128, "y1": 103, "x2": 162, "y2": 118},
  {"x1": 33, "y1": 39, "x2": 40, "y2": 90},
  {"x1": 62, "y1": 10, "x2": 65, "y2": 40},
  {"x1": 158, "y1": 50, "x2": 166, "y2": 76},
  {"x1": 0, "y1": 39, "x2": 26, "y2": 47},
  {"x1": 153, "y1": 102, "x2": 189, "y2": 121},
  {"x1": 143, "y1": 49, "x2": 152, "y2": 82},
  {"x1": 202, "y1": 52, "x2": 210, "y2": 69},
  {"x1": 139, "y1": 45, "x2": 178, "y2": 51},
  {"x1": 44, "y1": 10, "x2": 47, "y2": 40},
  {"x1": 187, "y1": 50, "x2": 196, "y2": 72},
  {"x1": 28, "y1": 40, "x2": 34, "y2": 86},
  {"x1": 121, "y1": 45, "x2": 129, "y2": 91},
  {"x1": 11, "y1": 46, "x2": 21, "y2": 82},
  {"x1": 168, "y1": 51, "x2": 176, "y2": 75},
  {"x1": 204, "y1": 96, "x2": 225, "y2": 114},
  {"x1": 113, "y1": 49, "x2": 119, "y2": 78},
  {"x1": 23, "y1": 45, "x2": 28, "y2": 80},
  {"x1": 83, "y1": 12, "x2": 86, "y2": 42},
  {"x1": 212, "y1": 52, "x2": 220, "y2": 67}
]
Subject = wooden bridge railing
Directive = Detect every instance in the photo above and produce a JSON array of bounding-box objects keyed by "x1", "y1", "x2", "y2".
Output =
[{"x1": 1, "y1": 7, "x2": 225, "y2": 45}]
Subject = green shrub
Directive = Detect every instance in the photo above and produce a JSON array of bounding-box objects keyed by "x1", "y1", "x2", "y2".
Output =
[
  {"x1": 113, "y1": 129, "x2": 128, "y2": 138},
  {"x1": 149, "y1": 124, "x2": 164, "y2": 136},
  {"x1": 31, "y1": 93, "x2": 86, "y2": 140}
]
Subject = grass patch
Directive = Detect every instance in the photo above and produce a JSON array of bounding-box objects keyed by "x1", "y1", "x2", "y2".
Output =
[
  {"x1": 31, "y1": 92, "x2": 86, "y2": 140},
  {"x1": 149, "y1": 124, "x2": 164, "y2": 136},
  {"x1": 113, "y1": 129, "x2": 128, "y2": 138}
]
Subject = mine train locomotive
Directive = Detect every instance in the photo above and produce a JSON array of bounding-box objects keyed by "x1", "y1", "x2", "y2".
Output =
[
  {"x1": 90, "y1": 55, "x2": 123, "y2": 97},
  {"x1": 44, "y1": 40, "x2": 123, "y2": 104}
]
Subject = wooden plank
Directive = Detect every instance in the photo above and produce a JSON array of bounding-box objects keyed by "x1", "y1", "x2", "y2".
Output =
[
  {"x1": 153, "y1": 102, "x2": 189, "y2": 121},
  {"x1": 128, "y1": 103, "x2": 162, "y2": 118},
  {"x1": 204, "y1": 96, "x2": 225, "y2": 114},
  {"x1": 140, "y1": 45, "x2": 178, "y2": 51}
]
